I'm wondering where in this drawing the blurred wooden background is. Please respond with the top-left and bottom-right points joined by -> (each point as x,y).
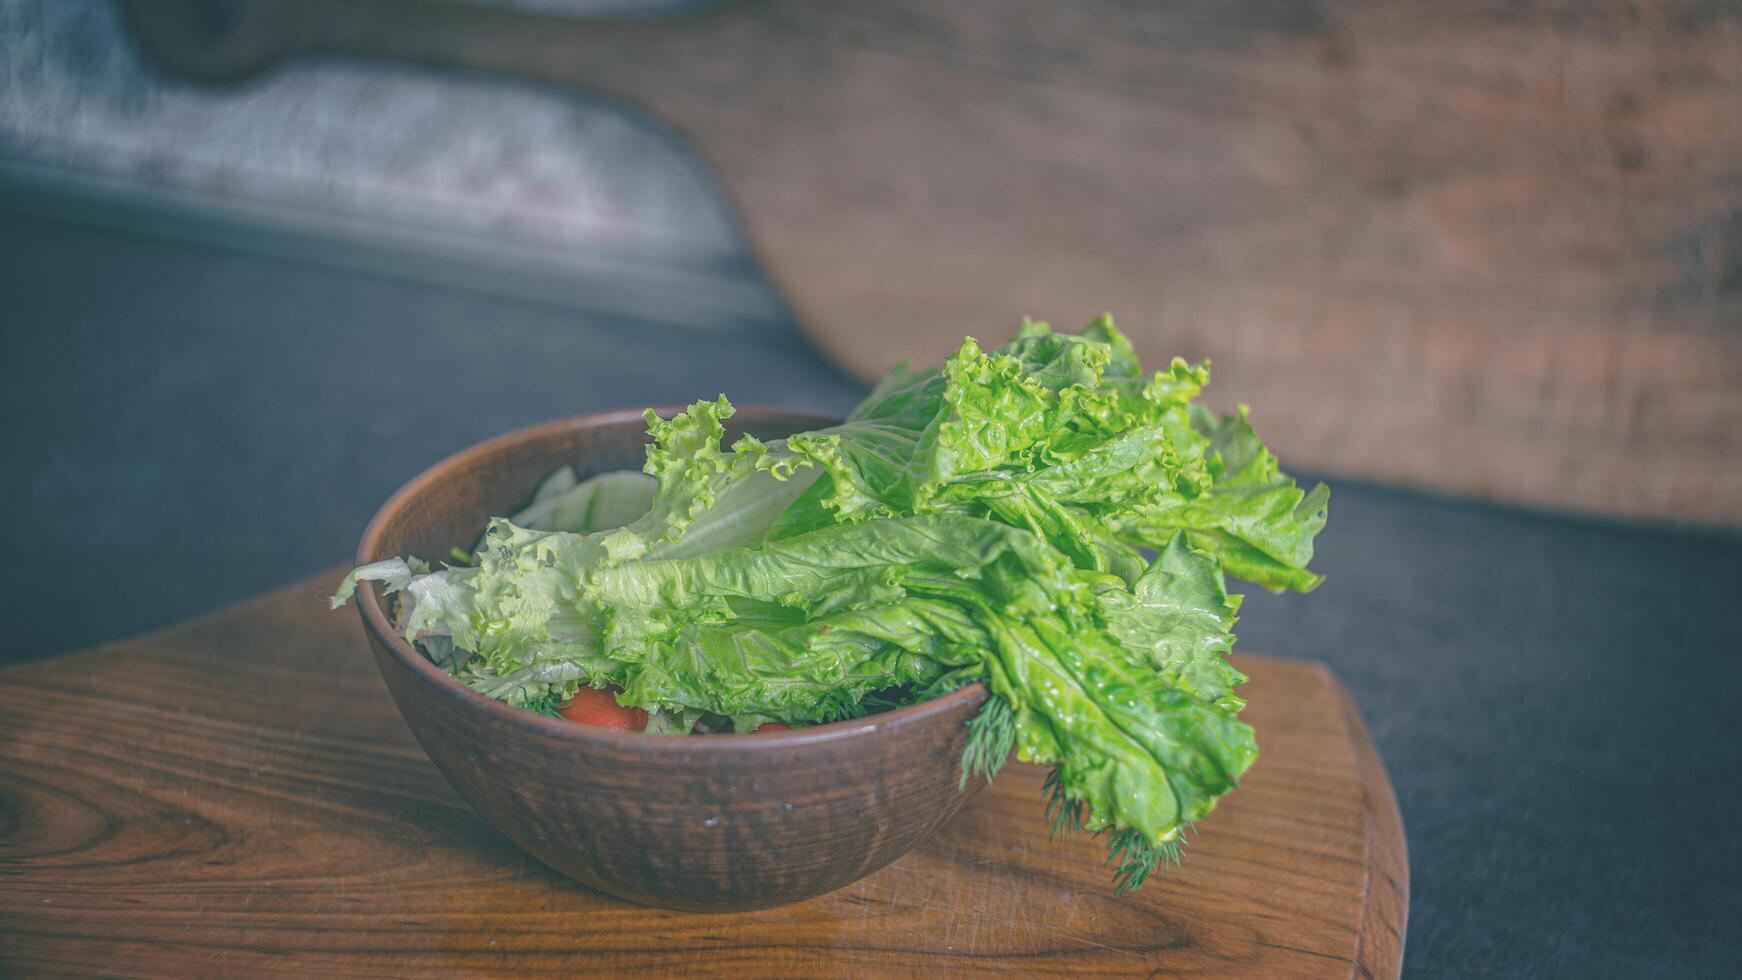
128,0 -> 1742,524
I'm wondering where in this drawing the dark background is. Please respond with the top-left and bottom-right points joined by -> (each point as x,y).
4,2 -> 1741,977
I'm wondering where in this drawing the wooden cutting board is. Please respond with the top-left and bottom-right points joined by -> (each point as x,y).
122,0 -> 1742,524
0,570 -> 1406,977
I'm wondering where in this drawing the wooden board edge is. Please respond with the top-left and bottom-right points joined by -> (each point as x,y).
1330,672 -> 1411,980
0,570 -> 334,680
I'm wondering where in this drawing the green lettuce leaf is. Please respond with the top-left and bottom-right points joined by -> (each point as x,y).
1099,532 -> 1247,712
508,467 -> 657,534
1115,405 -> 1329,592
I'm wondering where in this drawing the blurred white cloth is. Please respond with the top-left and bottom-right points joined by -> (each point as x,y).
0,0 -> 776,327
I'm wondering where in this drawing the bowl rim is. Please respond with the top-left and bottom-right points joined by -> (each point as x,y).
355,405 -> 989,754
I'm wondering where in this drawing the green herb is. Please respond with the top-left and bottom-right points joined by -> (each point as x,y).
332,316 -> 1327,894
961,696 -> 1016,788
859,686 -> 917,714
515,691 -> 563,718
1105,825 -> 1189,896
1044,767 -> 1087,841
1047,766 -> 1189,893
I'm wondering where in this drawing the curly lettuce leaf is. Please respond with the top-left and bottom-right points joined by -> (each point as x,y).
1116,405 -> 1329,592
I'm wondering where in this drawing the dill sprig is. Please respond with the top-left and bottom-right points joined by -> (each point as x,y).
1047,766 -> 1193,894
1105,826 -> 1190,895
1043,768 -> 1087,841
518,692 -> 563,717
859,685 -> 914,713
814,688 -> 873,724
960,696 -> 1016,788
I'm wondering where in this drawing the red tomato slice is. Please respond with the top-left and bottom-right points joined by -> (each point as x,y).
752,721 -> 792,733
558,687 -> 648,731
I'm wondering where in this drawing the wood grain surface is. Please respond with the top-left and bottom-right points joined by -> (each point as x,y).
126,0 -> 1742,524
0,570 -> 1406,977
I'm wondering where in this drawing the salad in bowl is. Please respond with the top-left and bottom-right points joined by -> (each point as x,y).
335,316 -> 1327,895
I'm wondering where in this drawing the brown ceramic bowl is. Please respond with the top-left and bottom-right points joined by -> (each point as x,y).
354,407 -> 989,911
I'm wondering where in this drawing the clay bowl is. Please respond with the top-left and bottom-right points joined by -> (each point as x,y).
354,407 -> 989,911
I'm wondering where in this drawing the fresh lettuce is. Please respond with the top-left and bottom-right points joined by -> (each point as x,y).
508,467 -> 657,534
333,316 -> 1327,891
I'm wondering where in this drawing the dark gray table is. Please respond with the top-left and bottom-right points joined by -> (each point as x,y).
3,207 -> 1738,978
